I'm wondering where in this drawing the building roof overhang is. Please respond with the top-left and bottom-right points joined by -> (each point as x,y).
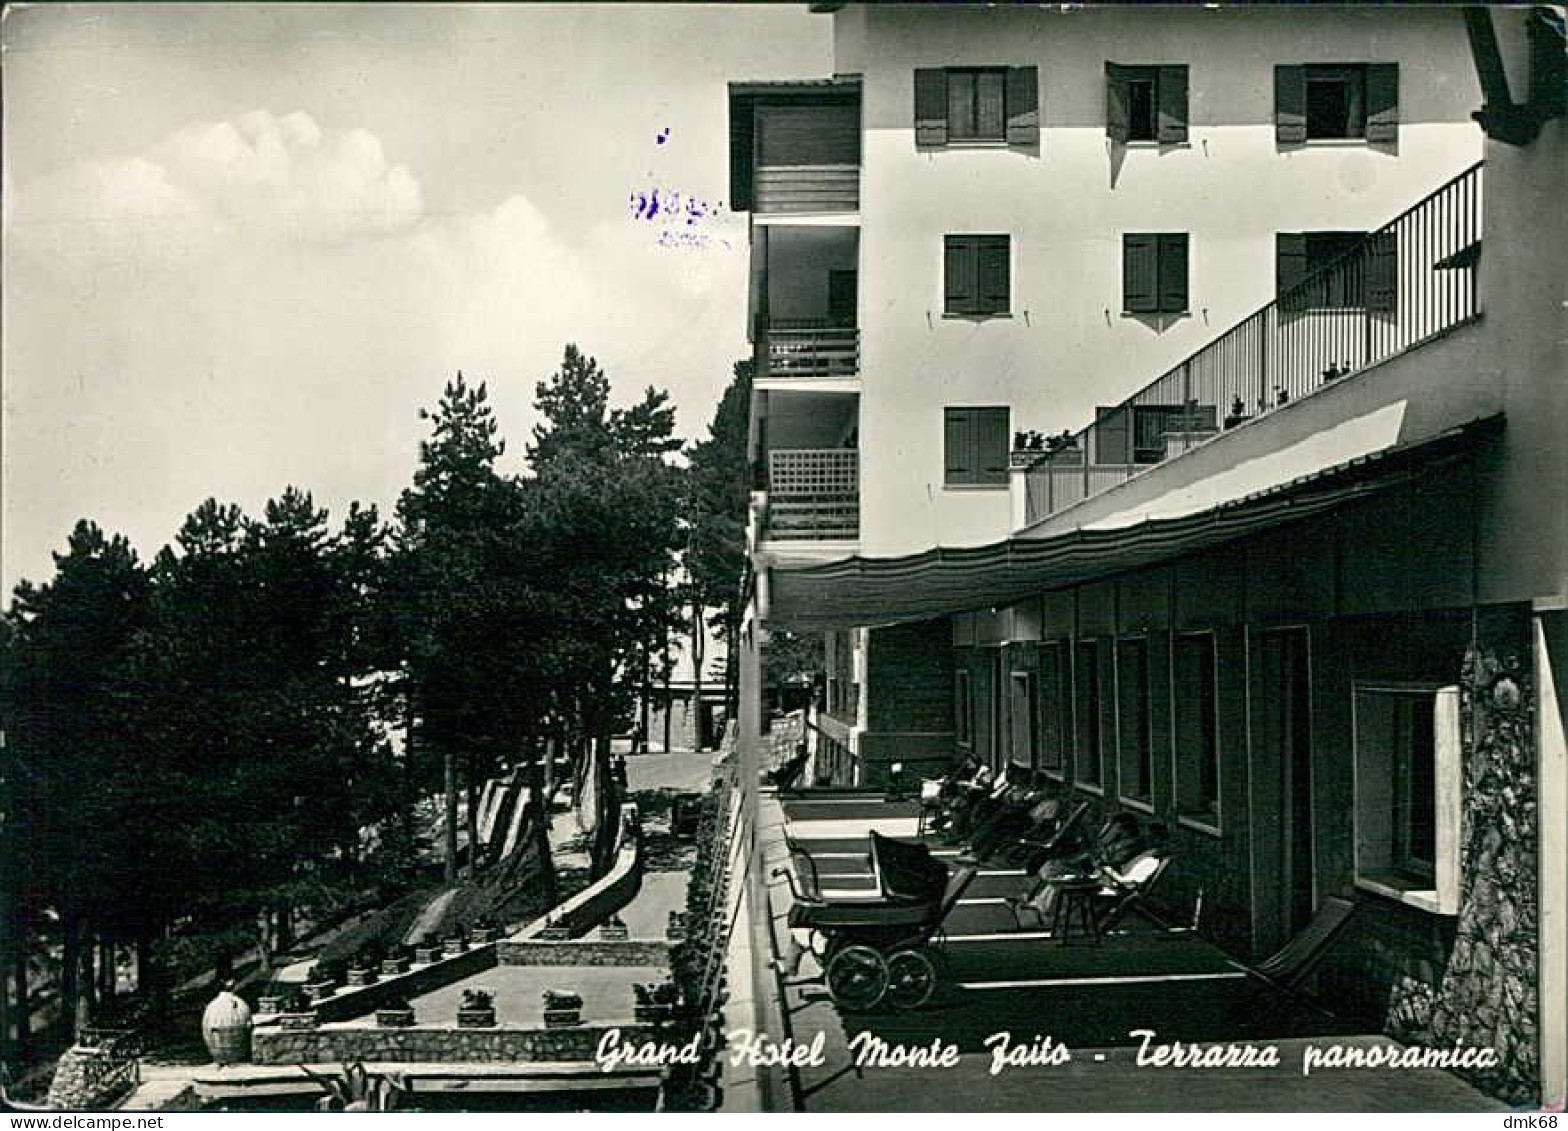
765,416 -> 1503,634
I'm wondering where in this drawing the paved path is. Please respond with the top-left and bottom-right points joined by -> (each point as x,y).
754,791 -> 1507,1113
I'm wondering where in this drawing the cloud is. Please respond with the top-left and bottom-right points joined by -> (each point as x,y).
13,109 -> 422,247
3,110 -> 749,595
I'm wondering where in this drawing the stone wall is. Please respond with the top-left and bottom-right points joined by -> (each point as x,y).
44,1046 -> 138,1110
252,1023 -> 658,1065
1386,606 -> 1540,1104
497,939 -> 669,967
302,943 -> 499,1023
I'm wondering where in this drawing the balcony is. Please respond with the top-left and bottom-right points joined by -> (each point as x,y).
762,449 -> 859,542
1023,162 -> 1483,527
729,79 -> 861,217
759,320 -> 859,381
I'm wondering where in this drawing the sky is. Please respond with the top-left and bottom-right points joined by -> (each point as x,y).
1,2 -> 830,595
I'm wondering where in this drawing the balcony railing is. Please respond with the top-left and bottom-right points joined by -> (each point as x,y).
763,448 -> 858,541
1024,161 -> 1483,527
754,164 -> 860,214
759,318 -> 859,380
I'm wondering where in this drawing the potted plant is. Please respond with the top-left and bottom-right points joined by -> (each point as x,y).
470,916 -> 500,945
380,945 -> 411,977
632,981 -> 679,1023
542,988 -> 582,1028
539,916 -> 571,941
412,934 -> 444,965
257,983 -> 292,1015
278,991 -> 318,1031
457,988 -> 496,1029
441,926 -> 469,957
375,996 -> 416,1029
304,962 -> 339,1002
598,915 -> 629,942
346,945 -> 382,987
666,911 -> 687,940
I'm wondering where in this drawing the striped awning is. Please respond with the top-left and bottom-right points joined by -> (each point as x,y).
766,416 -> 1502,633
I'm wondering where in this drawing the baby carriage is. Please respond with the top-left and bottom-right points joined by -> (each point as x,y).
775,831 -> 978,1011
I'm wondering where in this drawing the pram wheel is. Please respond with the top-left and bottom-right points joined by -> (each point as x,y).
883,947 -> 937,1011
825,944 -> 888,1010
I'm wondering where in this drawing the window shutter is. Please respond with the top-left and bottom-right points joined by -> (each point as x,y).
977,408 -> 1011,484
1123,233 -> 1158,313
1158,233 -> 1189,313
1367,230 -> 1398,312
1366,63 -> 1399,142
1276,233 -> 1309,311
944,236 -> 977,315
1105,63 -> 1132,144
1157,65 -> 1189,143
915,68 -> 949,147
1094,406 -> 1132,465
945,409 -> 974,484
1006,66 -> 1040,147
1275,65 -> 1307,143
977,236 -> 1011,314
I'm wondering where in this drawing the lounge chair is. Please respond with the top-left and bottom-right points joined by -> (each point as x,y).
1233,895 -> 1356,1013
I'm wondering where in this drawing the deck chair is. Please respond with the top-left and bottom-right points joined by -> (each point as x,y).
1235,895 -> 1356,1012
1097,854 -> 1172,934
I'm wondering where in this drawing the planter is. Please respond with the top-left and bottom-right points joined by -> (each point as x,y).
633,1004 -> 674,1024
256,994 -> 289,1015
543,1008 -> 581,1029
442,937 -> 468,958
201,989 -> 254,1065
380,957 -> 411,977
413,945 -> 444,964
305,981 -> 337,1003
456,1009 -> 496,1029
539,925 -> 571,941
375,1008 -> 416,1029
278,1012 -> 317,1031
345,967 -> 379,988
470,926 -> 499,944
598,920 -> 629,942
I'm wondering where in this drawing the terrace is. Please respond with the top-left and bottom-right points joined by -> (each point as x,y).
1020,163 -> 1483,526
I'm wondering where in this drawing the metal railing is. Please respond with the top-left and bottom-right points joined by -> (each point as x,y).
763,448 -> 858,541
760,320 -> 859,380
1024,161 -> 1483,526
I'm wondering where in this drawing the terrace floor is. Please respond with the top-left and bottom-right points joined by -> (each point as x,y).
755,793 -> 1508,1113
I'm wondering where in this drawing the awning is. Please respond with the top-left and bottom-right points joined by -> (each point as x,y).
766,416 -> 1502,633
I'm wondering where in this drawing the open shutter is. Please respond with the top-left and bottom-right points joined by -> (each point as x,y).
1105,63 -> 1132,143
977,236 -> 1011,314
945,409 -> 974,485
1276,233 -> 1309,312
1157,65 -> 1189,143
1275,65 -> 1307,143
915,69 -> 949,147
977,408 -> 1011,484
1366,63 -> 1400,142
1366,230 -> 1398,312
944,236 -> 977,315
1094,406 -> 1133,465
1158,233 -> 1189,313
1006,66 -> 1040,147
1122,233 -> 1158,313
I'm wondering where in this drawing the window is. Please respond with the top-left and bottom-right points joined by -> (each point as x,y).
944,234 -> 1011,317
944,406 -> 1010,487
1353,683 -> 1460,914
1275,63 -> 1399,143
1074,640 -> 1103,788
915,66 -> 1039,148
1173,634 -> 1220,827
955,669 -> 974,747
1009,670 -> 1038,767
1039,642 -> 1069,773
1116,637 -> 1152,803
1277,231 -> 1398,312
1106,64 -> 1189,144
1123,233 -> 1189,314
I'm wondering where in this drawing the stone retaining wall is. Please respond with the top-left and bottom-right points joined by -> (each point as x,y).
497,939 -> 669,967
252,1023 -> 658,1065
